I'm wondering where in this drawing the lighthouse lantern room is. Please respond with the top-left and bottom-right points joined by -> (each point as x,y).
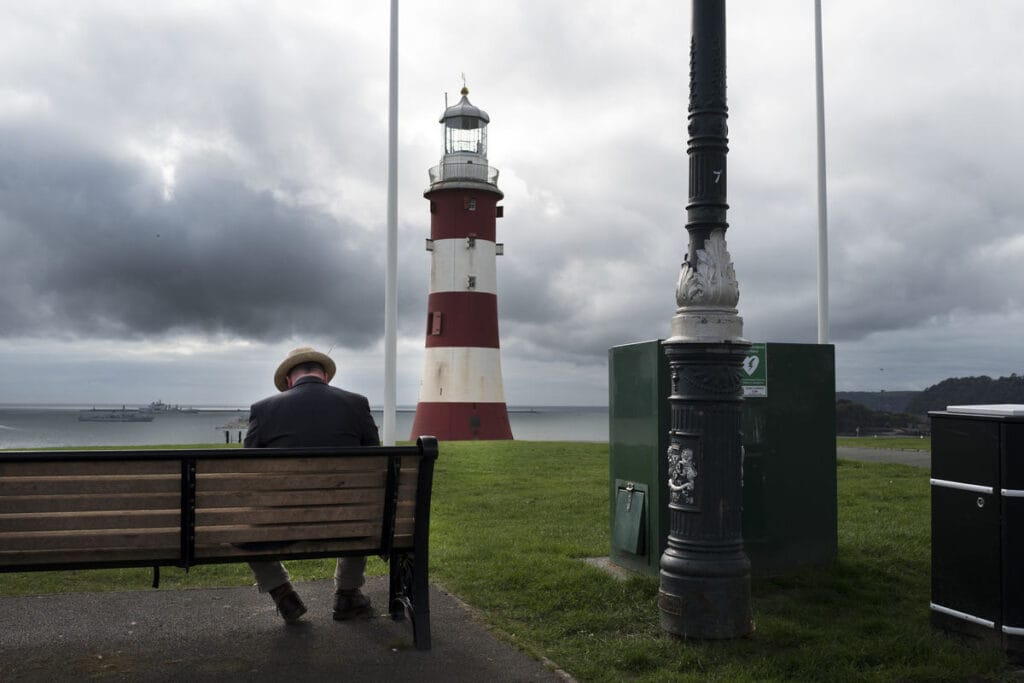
409,86 -> 513,441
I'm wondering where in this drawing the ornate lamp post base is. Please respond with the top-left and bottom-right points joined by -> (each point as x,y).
658,340 -> 753,639
659,556 -> 753,639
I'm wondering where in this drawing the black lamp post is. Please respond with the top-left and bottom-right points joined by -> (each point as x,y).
658,0 -> 754,639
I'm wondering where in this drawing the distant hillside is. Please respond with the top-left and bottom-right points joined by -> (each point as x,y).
835,391 -> 919,414
906,374 -> 1024,414
836,399 -> 926,436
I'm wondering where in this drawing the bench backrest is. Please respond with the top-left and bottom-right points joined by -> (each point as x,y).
0,438 -> 438,572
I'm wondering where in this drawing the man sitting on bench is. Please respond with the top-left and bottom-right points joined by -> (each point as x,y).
243,346 -> 381,624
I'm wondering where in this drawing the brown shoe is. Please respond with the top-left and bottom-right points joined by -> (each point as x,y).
270,582 -> 307,624
333,589 -> 373,621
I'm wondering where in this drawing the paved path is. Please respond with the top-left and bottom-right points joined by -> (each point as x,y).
837,446 -> 930,469
0,576 -> 568,682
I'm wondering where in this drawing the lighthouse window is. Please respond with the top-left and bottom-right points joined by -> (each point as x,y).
446,127 -> 485,155
429,312 -> 443,336
467,275 -> 477,290
464,197 -> 477,211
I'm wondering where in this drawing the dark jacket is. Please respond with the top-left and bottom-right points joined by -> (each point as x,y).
244,376 -> 380,448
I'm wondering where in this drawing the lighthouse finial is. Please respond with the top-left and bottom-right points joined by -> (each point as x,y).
460,72 -> 468,96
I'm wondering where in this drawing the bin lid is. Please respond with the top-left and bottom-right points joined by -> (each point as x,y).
946,404 -> 1024,416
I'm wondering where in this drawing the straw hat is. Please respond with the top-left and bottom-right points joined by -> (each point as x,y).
274,347 -> 336,392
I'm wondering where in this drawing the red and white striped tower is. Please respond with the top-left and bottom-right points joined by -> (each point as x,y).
409,86 -> 513,441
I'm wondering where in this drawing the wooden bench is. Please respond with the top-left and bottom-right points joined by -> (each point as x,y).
0,436 -> 438,650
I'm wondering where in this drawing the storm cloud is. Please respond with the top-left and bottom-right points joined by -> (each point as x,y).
1,0 -> 1023,407
0,121 -> 384,345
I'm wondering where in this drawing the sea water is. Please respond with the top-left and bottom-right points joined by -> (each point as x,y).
0,405 -> 609,449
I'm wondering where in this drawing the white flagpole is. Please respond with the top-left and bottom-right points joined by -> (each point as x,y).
383,0 -> 399,445
814,0 -> 830,344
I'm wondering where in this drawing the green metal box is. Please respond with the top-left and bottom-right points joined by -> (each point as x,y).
608,340 -> 837,576
608,341 -> 671,575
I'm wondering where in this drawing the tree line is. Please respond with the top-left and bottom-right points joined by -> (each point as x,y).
836,373 -> 1024,435
836,400 -> 925,436
905,373 -> 1024,414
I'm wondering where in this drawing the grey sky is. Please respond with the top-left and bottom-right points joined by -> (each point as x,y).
1,1 -> 1021,407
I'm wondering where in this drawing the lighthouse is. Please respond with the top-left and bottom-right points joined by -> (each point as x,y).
409,86 -> 513,441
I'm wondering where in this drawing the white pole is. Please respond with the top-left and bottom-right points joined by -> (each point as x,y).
814,0 -> 830,344
383,0 -> 399,445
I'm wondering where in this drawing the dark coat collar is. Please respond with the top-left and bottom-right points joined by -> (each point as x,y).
290,375 -> 327,389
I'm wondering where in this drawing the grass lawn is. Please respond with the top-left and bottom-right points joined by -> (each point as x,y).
0,441 -> 1014,681
837,436 -> 931,452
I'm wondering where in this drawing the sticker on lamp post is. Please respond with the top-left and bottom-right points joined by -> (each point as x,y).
741,343 -> 767,397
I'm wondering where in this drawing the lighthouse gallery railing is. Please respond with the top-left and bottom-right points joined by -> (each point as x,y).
428,162 -> 499,186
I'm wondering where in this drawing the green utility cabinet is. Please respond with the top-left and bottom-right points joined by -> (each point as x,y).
608,340 -> 837,576
607,341 -> 672,575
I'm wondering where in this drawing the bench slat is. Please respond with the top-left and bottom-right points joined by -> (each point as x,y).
198,457 -> 386,474
195,521 -> 381,545
0,547 -> 179,566
0,511 -> 415,540
0,531 -> 417,565
195,472 -> 386,491
193,537 -> 384,559
397,479 -> 419,497
193,466 -> 417,493
0,460 -> 179,477
0,528 -> 180,551
195,455 -> 420,474
0,510 -> 180,532
194,486 -> 416,509
196,505 -> 383,526
0,475 -> 179,496
195,488 -> 379,508
0,493 -> 180,514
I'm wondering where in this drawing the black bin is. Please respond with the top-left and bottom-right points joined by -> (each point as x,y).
930,405 -> 1024,659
